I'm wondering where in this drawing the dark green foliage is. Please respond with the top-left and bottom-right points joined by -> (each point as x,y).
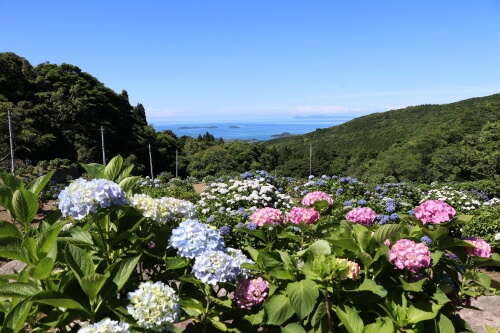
267,94 -> 500,188
462,205 -> 500,253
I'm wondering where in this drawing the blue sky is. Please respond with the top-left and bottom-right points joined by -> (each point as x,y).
1,1 -> 499,123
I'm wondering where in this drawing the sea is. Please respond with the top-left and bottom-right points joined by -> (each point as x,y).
152,118 -> 352,141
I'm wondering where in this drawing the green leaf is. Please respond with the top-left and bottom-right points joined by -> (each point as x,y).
2,300 -> 31,333
180,297 -> 204,316
27,291 -> 89,312
68,229 -> 94,245
307,239 -> 332,256
12,189 -> 38,225
244,309 -> 265,325
27,170 -> 55,197
0,237 -> 31,263
118,176 -> 140,194
311,301 -> 326,327
165,257 -> 189,270
422,226 -> 449,242
104,155 -> 123,181
244,246 -> 261,264
0,173 -> 23,191
0,220 -> 23,239
0,282 -> 41,297
32,257 -> 55,280
106,256 -> 141,292
336,305 -> 364,333
37,221 -> 66,257
116,164 -> 134,183
436,313 -> 455,333
64,244 -> 95,278
80,163 -> 105,179
362,317 -> 394,333
0,185 -> 13,212
373,224 -> 403,243
398,276 -> 427,292
264,294 -> 295,325
281,323 -> 307,333
209,317 -> 227,331
406,302 -> 442,324
287,280 -> 319,320
81,273 -> 108,299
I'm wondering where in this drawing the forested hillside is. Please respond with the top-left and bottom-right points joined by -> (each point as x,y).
1,52 -> 500,193
267,94 -> 500,184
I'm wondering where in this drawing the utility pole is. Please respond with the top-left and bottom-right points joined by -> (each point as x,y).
175,149 -> 178,178
100,126 -> 106,165
7,109 -> 15,176
148,143 -> 154,180
309,144 -> 312,176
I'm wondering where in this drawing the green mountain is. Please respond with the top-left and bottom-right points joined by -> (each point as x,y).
266,94 -> 500,185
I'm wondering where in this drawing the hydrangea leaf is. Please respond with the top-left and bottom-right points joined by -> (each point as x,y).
287,280 -> 319,320
104,155 -> 123,182
64,244 -> 94,278
335,305 -> 364,333
27,170 -> 55,197
373,224 -> 404,243
398,276 -> 427,292
0,220 -> 23,239
81,273 -> 108,300
32,257 -> 55,280
282,323 -> 307,333
12,189 -> 37,226
3,299 -> 31,333
0,282 -> 41,298
406,302 -> 442,324
264,294 -> 295,325
243,309 -> 265,325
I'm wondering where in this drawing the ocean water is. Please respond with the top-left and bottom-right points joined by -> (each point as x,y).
153,119 -> 351,141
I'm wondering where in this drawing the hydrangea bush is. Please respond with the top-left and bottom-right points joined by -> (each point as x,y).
0,157 -> 499,333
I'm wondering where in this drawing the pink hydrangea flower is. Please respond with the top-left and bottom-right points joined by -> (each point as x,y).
414,200 -> 456,224
389,239 -> 431,273
462,237 -> 492,258
336,258 -> 360,281
301,191 -> 334,207
250,207 -> 283,226
345,207 -> 377,226
234,277 -> 269,309
286,207 -> 320,225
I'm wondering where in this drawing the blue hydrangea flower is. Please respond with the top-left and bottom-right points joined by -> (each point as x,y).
336,188 -> 344,196
357,199 -> 367,206
192,250 -> 240,285
385,199 -> 396,213
236,222 -> 244,229
377,214 -> 390,225
389,213 -> 400,221
206,215 -> 215,223
169,219 -> 224,258
219,226 -> 230,235
58,178 -> 128,220
407,210 -> 415,215
343,200 -> 353,206
247,223 -> 257,230
421,236 -> 433,245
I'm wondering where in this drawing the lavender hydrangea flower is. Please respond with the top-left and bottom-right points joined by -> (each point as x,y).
78,318 -> 130,333
127,281 -> 180,331
219,226 -> 231,235
58,178 -> 128,220
234,277 -> 269,309
169,219 -> 224,258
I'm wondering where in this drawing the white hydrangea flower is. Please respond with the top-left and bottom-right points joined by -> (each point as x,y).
127,281 -> 180,331
78,318 -> 130,333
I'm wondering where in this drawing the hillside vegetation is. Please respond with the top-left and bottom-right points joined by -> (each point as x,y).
267,94 -> 500,185
1,52 -> 500,195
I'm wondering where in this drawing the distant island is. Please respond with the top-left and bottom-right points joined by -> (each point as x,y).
271,132 -> 296,138
178,126 -> 218,129
229,126 -> 241,129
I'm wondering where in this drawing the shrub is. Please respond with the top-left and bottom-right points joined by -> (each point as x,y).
462,205 -> 500,253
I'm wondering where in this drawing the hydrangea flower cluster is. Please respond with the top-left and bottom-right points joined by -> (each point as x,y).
336,258 -> 360,281
58,178 -> 128,220
462,237 -> 492,258
234,277 -> 269,309
169,219 -> 225,258
78,318 -> 130,333
131,194 -> 196,224
250,207 -> 283,226
198,178 -> 293,215
420,185 -> 484,213
389,239 -> 431,273
286,207 -> 320,225
301,191 -> 334,206
345,207 -> 377,226
192,248 -> 253,285
414,200 -> 456,224
127,281 -> 180,331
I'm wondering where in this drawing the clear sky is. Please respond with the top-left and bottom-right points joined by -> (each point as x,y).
1,1 -> 499,123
